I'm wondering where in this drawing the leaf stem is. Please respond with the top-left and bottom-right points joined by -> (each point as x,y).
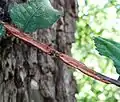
2,22 -> 120,87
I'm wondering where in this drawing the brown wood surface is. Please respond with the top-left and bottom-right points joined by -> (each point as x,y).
0,0 -> 78,102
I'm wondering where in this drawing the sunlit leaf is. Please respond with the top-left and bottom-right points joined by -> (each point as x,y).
9,0 -> 63,32
94,37 -> 120,75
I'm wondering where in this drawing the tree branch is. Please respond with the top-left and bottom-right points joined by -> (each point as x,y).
2,22 -> 120,87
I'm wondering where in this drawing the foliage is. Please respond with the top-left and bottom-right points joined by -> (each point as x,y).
0,24 -> 5,36
94,37 -> 120,75
72,0 -> 120,102
0,0 -> 62,35
9,0 -> 62,32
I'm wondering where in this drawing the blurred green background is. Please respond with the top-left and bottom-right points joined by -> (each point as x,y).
72,0 -> 120,102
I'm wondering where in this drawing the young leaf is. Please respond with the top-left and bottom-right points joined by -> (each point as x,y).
0,24 -> 5,37
9,0 -> 63,32
94,37 -> 120,75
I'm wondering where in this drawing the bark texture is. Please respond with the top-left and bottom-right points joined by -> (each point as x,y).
0,0 -> 78,102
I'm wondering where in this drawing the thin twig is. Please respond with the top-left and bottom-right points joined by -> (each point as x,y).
2,23 -> 120,87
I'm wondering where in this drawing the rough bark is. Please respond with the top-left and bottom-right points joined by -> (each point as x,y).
0,0 -> 78,102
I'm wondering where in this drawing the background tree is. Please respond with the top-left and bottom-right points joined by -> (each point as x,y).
72,0 -> 120,102
0,0 -> 78,102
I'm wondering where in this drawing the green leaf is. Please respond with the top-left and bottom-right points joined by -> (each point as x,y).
94,37 -> 120,75
9,0 -> 63,32
0,24 -> 6,37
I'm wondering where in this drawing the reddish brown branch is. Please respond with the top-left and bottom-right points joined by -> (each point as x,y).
2,23 -> 120,87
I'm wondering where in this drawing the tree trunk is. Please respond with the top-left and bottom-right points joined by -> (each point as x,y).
0,0 -> 78,102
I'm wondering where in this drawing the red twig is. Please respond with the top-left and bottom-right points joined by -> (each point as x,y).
2,23 -> 120,87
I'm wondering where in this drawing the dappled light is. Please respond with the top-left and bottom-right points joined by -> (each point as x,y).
72,0 -> 120,101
